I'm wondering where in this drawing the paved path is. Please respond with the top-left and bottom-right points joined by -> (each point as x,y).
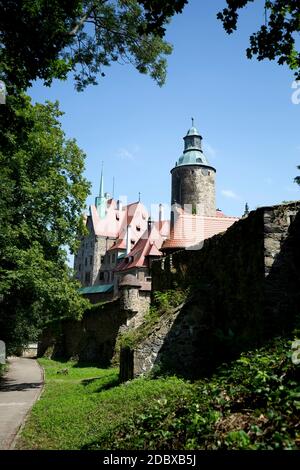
0,357 -> 43,449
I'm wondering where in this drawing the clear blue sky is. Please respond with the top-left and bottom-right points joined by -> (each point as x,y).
29,0 -> 299,219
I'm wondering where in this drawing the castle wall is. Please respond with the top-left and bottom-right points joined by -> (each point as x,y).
120,288 -> 151,329
38,299 -> 125,366
171,165 -> 216,216
125,202 -> 300,378
74,233 -> 116,286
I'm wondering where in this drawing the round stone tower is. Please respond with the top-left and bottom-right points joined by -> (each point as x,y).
171,121 -> 216,217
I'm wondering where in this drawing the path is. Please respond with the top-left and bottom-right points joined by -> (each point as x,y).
0,357 -> 43,449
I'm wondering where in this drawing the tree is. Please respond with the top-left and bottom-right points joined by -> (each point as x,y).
0,0 -> 188,91
0,96 -> 90,352
295,166 -> 300,185
217,1 -> 300,79
0,0 -> 189,352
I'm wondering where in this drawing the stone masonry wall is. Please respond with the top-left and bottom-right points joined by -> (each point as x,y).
38,299 -> 126,367
171,165 -> 216,216
120,288 -> 151,329
129,202 -> 300,378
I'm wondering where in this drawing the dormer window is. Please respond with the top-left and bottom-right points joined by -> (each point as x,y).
116,213 -> 119,220
136,225 -> 140,231
131,239 -> 135,245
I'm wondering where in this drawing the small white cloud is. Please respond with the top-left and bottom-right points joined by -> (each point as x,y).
221,189 -> 240,199
116,145 -> 141,161
203,142 -> 217,159
116,147 -> 135,160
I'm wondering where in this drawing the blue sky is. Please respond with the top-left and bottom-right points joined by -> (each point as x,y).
29,0 -> 299,219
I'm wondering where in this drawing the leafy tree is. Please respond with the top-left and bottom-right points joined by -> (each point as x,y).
295,166 -> 300,185
217,1 -> 300,79
0,96 -> 90,352
0,0 -> 189,352
0,0 -> 188,91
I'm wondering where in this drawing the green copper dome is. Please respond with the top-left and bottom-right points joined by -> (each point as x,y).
186,126 -> 200,136
175,121 -> 210,167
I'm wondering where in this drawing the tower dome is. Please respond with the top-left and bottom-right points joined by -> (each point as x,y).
176,119 -> 210,167
171,120 -> 216,217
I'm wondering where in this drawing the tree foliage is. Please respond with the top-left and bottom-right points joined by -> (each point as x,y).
0,96 -> 90,352
217,0 -> 300,79
0,0 -> 188,91
295,166 -> 300,185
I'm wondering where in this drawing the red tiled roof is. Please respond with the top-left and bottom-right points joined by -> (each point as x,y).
115,221 -> 170,272
89,199 -> 149,241
161,212 -> 238,251
107,238 -> 126,251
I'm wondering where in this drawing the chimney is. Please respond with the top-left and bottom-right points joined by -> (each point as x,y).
159,203 -> 164,232
148,217 -> 153,235
126,224 -> 131,254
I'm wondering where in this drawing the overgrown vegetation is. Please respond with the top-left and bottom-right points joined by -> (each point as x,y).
17,359 -> 192,450
119,289 -> 188,349
18,337 -> 300,450
0,363 -> 7,377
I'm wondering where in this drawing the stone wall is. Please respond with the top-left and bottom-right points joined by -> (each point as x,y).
171,165 -> 216,216
39,299 -> 126,366
38,282 -> 151,366
126,202 -> 300,379
74,220 -> 116,287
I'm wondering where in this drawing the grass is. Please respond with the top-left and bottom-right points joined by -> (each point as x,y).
17,359 -> 192,450
0,363 -> 7,377
17,337 -> 300,450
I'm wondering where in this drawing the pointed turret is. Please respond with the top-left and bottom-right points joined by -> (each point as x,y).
176,119 -> 211,167
95,162 -> 107,219
170,120 -> 216,217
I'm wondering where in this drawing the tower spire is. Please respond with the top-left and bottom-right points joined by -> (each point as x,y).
95,161 -> 106,219
191,117 -> 194,127
99,161 -> 104,198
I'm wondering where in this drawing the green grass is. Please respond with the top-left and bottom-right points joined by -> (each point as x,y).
0,363 -> 7,377
18,338 -> 300,450
17,359 -> 192,450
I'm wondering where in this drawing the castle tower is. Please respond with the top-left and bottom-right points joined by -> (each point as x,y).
171,120 -> 216,217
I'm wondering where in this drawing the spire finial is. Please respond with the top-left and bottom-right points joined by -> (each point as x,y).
138,192 -> 141,202
191,117 -> 194,127
99,161 -> 104,198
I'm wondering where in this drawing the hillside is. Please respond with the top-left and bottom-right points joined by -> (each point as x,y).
17,337 -> 300,450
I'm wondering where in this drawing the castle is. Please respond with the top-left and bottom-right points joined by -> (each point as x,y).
74,122 -> 238,301
42,124 -> 300,375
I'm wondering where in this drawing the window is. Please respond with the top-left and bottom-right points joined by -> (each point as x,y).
196,158 -> 202,163
100,255 -> 105,263
131,239 -> 135,245
112,253 -> 116,263
107,254 -> 110,264
78,264 -> 81,272
99,272 -> 104,281
136,225 -> 141,232
85,272 -> 91,283
84,258 -> 87,266
111,272 -> 114,281
89,256 -> 93,265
